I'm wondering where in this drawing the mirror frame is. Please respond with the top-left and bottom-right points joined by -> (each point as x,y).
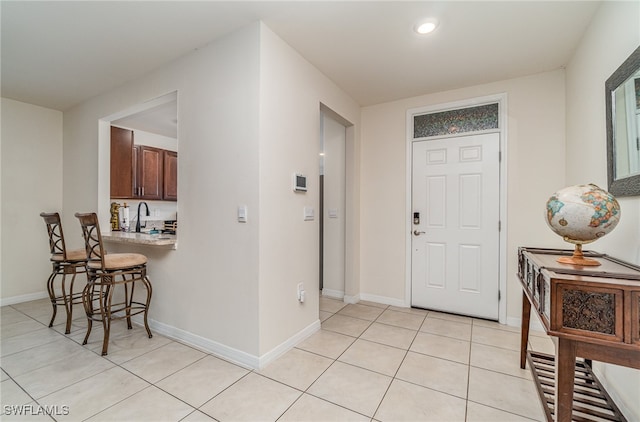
606,45 -> 640,197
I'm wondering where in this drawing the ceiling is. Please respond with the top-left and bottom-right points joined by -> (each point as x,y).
1,1 -> 601,136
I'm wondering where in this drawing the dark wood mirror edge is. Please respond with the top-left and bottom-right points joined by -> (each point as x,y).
606,45 -> 640,197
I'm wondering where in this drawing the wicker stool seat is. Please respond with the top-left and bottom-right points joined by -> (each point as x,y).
40,212 -> 88,334
75,212 -> 152,356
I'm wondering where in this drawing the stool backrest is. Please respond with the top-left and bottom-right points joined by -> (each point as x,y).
40,212 -> 68,260
75,212 -> 105,270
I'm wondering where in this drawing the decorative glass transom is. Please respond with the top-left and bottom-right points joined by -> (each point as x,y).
413,103 -> 499,139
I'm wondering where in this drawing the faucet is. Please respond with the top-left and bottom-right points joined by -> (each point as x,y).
135,202 -> 149,233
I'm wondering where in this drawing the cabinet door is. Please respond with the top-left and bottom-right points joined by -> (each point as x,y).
136,146 -> 163,200
163,150 -> 178,201
110,127 -> 134,198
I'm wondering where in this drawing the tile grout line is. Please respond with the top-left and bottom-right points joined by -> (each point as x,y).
368,306 -> 427,420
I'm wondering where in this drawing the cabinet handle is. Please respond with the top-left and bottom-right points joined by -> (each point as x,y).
141,187 -> 144,196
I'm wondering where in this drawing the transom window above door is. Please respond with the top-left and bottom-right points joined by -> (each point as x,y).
413,103 -> 499,139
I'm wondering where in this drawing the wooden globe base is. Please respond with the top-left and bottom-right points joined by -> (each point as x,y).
557,243 -> 601,267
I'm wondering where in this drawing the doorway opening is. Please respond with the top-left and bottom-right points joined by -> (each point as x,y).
319,107 -> 351,300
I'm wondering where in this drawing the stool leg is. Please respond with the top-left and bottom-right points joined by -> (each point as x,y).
142,274 -> 153,339
82,282 -> 94,345
100,280 -> 114,356
62,266 -> 76,335
46,268 -> 58,328
124,275 -> 133,330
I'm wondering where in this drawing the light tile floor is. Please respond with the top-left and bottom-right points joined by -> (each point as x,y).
1,296 -> 552,421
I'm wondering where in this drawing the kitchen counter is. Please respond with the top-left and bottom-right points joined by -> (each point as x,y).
102,231 -> 177,249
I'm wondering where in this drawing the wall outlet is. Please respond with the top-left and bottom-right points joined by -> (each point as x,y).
297,282 -> 305,302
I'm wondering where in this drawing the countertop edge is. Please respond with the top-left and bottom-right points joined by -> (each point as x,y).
102,232 -> 177,249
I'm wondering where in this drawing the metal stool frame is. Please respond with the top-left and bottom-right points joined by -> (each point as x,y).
75,212 -> 152,355
40,212 -> 88,334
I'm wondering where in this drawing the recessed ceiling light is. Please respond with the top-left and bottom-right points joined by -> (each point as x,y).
415,19 -> 438,35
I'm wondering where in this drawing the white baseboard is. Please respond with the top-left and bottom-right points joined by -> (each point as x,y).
141,316 -> 259,369
359,293 -> 407,308
0,291 -> 49,307
321,289 -> 344,300
256,319 -> 320,369
324,291 -> 407,308
137,315 -> 321,370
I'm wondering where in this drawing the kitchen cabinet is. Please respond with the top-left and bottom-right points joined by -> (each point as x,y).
110,126 -> 177,201
135,145 -> 163,200
163,150 -> 178,201
110,127 -> 135,198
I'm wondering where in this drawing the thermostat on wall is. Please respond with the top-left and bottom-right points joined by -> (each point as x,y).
293,173 -> 307,192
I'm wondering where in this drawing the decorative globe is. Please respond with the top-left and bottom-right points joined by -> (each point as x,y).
545,184 -> 621,266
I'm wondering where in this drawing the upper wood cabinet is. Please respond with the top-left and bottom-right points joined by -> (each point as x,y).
163,150 -> 178,201
135,145 -> 163,200
110,126 -> 178,201
110,127 -> 135,198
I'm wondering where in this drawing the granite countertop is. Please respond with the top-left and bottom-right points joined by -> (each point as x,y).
102,231 -> 177,248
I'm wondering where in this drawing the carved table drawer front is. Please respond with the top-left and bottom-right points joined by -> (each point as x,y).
518,247 -> 640,346
555,284 -> 623,342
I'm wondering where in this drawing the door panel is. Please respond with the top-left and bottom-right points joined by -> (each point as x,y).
411,133 -> 500,320
426,243 -> 445,288
459,244 -> 480,292
427,176 -> 446,227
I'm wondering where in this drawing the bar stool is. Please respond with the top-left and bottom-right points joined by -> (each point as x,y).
40,212 -> 88,334
75,212 -> 153,355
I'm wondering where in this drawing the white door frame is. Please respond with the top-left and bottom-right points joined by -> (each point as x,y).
405,93 -> 508,324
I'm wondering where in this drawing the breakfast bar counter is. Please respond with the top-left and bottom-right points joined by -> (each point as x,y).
102,231 -> 177,249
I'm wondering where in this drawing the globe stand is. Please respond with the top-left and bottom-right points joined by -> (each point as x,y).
557,243 -> 601,267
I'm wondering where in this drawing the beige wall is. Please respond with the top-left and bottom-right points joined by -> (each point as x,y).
62,24 -> 263,362
257,24 -> 360,356
1,98 -> 63,303
565,1 -> 640,418
360,70 -> 567,318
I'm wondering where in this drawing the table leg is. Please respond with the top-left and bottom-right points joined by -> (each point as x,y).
556,338 -> 577,422
520,291 -> 531,369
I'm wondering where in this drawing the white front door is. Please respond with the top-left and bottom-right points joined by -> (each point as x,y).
411,133 -> 500,320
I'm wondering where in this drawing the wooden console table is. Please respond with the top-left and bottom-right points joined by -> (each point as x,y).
518,247 -> 640,422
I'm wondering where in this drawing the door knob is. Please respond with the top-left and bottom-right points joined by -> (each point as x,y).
413,230 -> 426,236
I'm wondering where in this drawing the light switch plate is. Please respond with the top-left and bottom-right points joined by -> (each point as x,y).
237,205 -> 247,223
304,206 -> 314,221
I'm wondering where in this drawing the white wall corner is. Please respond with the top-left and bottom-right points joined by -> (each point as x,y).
142,317 -> 259,370
147,317 -> 321,371
257,319 -> 321,369
342,293 -> 360,304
